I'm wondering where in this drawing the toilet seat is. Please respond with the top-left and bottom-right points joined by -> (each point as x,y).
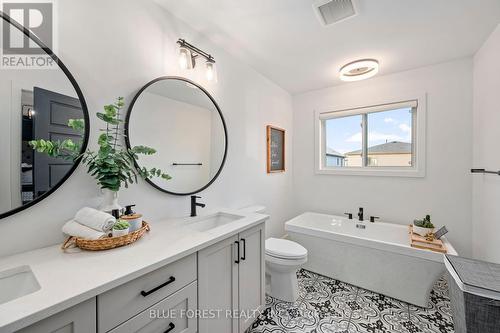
265,238 -> 307,260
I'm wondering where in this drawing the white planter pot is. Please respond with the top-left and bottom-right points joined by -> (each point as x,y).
112,228 -> 129,237
100,189 -> 122,213
413,225 -> 434,236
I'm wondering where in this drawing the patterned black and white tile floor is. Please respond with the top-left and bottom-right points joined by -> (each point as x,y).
248,269 -> 454,333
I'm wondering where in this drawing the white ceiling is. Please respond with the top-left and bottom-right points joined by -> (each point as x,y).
156,0 -> 500,94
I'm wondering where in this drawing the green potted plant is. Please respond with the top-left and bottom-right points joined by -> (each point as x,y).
30,97 -> 171,211
112,220 -> 130,237
413,214 -> 435,236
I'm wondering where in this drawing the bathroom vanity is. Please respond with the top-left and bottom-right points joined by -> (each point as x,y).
0,210 -> 267,333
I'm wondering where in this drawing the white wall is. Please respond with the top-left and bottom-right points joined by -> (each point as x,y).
472,24 -> 500,263
292,59 -> 473,256
0,0 -> 294,257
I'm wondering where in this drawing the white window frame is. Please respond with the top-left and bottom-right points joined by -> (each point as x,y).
314,92 -> 426,177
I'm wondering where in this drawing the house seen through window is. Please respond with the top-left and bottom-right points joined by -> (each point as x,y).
322,102 -> 416,169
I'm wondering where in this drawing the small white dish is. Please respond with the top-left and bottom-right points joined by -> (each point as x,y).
112,228 -> 129,237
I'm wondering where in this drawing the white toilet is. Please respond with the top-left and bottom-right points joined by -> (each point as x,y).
265,237 -> 308,302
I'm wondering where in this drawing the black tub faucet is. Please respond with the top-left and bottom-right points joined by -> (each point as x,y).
357,207 -> 364,221
190,196 -> 206,217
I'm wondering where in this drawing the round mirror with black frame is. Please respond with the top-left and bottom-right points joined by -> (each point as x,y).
0,11 -> 90,220
125,77 -> 228,196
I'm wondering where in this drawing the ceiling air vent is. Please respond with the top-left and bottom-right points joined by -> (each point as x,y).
313,0 -> 357,26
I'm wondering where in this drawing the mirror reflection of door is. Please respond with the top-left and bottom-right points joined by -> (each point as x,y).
30,87 -> 82,199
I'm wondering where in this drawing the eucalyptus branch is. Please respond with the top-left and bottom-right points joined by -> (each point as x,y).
29,97 -> 171,192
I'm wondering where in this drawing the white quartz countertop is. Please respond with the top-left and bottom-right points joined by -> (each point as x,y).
0,209 -> 268,332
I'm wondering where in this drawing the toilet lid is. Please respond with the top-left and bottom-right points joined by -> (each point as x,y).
265,238 -> 307,259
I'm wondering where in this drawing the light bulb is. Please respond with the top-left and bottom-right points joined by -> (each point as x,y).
206,61 -> 216,82
179,47 -> 192,70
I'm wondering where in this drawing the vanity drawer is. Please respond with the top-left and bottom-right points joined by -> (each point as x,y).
98,254 -> 197,332
108,281 -> 197,333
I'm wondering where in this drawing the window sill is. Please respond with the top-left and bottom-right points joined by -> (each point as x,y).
316,167 -> 425,178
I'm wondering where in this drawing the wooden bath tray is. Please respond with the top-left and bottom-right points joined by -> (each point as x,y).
408,225 -> 447,253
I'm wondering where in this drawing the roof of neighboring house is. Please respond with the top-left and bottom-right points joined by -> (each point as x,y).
345,141 -> 411,155
326,148 -> 344,158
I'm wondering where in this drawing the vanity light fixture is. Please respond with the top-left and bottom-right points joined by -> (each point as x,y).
339,59 -> 379,81
177,39 -> 217,82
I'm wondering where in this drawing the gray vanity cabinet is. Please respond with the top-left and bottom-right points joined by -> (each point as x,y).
198,223 -> 265,333
17,298 -> 96,333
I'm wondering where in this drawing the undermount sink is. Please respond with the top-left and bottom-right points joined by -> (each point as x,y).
0,265 -> 41,305
185,212 -> 244,232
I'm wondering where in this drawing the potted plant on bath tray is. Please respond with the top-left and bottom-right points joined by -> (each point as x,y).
30,97 -> 171,212
413,214 -> 435,236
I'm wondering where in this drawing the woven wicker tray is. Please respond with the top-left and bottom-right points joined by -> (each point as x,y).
61,221 -> 150,251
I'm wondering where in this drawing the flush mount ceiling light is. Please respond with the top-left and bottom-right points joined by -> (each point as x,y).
339,59 -> 379,82
177,39 -> 217,82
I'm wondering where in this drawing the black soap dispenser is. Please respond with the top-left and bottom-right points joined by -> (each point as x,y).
124,204 -> 136,216
111,209 -> 121,220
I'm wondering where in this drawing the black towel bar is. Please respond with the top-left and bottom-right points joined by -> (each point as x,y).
471,168 -> 500,175
172,163 -> 202,166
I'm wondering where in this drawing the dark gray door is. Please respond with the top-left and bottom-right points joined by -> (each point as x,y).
33,87 -> 82,198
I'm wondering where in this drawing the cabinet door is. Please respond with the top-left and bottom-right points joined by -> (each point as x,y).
238,223 -> 265,333
198,235 -> 239,333
18,298 -> 96,333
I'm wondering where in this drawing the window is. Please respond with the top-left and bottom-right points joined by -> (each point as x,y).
324,115 -> 362,167
366,107 -> 414,167
315,96 -> 426,177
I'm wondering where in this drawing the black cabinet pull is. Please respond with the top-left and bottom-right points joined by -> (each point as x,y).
234,241 -> 240,264
164,322 -> 175,333
140,276 -> 176,297
241,238 -> 246,261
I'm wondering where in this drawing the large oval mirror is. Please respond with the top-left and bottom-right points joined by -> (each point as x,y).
126,77 -> 227,195
0,12 -> 89,219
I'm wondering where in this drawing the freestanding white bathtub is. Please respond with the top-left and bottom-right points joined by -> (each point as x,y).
286,212 -> 457,308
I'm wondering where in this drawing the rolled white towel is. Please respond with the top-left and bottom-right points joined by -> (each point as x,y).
62,220 -> 108,240
74,207 -> 115,232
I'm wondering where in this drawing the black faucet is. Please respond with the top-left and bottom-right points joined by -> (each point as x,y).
357,207 -> 364,221
190,196 -> 206,217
